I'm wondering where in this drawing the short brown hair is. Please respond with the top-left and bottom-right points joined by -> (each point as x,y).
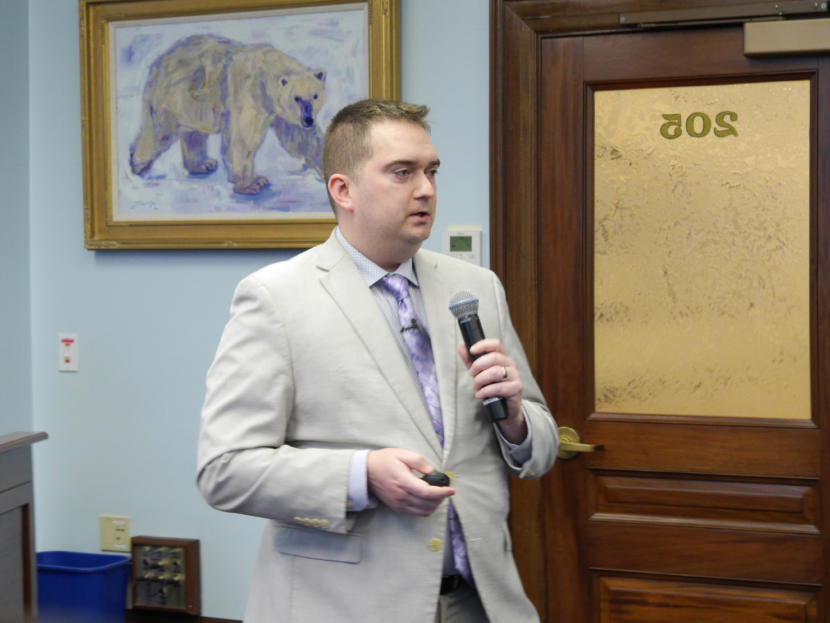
322,99 -> 431,187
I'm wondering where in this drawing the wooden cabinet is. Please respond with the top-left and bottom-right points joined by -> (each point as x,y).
0,432 -> 47,623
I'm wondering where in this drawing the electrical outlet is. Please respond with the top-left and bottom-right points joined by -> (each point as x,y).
100,515 -> 130,552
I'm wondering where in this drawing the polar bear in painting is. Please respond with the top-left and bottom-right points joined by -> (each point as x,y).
129,34 -> 326,194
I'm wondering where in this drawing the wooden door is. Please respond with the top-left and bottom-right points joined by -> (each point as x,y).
492,2 -> 830,621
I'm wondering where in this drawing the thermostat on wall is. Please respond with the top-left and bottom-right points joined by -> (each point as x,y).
442,226 -> 482,265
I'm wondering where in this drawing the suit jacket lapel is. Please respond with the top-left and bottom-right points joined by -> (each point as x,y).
414,251 -> 459,457
315,236 -> 444,458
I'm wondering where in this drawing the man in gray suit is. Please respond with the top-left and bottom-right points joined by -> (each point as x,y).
197,100 -> 558,622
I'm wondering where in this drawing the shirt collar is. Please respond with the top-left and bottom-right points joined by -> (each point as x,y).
335,227 -> 419,288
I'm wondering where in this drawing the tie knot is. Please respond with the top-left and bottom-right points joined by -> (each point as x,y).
379,273 -> 411,303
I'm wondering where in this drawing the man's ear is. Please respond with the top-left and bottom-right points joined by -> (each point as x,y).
327,173 -> 354,213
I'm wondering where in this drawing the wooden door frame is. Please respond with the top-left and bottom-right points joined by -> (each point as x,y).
491,0 -> 830,618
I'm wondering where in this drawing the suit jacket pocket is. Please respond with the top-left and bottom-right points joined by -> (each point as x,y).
275,524 -> 362,564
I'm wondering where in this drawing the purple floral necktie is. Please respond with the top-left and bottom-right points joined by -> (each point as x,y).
379,274 -> 473,585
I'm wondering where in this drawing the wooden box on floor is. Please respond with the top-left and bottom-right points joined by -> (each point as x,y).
131,536 -> 200,615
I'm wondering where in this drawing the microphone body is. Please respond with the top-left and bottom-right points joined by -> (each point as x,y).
449,292 -> 509,421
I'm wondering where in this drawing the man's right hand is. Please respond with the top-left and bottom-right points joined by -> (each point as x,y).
367,448 -> 454,516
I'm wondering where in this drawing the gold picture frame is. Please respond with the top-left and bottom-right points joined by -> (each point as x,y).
79,0 -> 400,249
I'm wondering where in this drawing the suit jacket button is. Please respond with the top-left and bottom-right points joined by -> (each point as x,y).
429,538 -> 443,552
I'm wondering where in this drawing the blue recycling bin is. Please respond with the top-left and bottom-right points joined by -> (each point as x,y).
37,551 -> 130,623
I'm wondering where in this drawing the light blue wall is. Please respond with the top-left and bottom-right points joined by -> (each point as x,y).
24,0 -> 489,618
1,0 -> 32,434
403,0 -> 491,265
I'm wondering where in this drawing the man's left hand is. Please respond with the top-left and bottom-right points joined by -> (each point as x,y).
457,339 -> 528,443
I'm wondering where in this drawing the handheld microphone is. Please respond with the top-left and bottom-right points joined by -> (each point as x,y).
449,291 -> 509,421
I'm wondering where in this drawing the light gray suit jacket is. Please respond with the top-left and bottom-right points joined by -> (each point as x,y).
197,233 -> 558,622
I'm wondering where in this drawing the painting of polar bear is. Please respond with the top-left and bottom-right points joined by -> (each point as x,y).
130,34 -> 326,195
112,6 -> 368,218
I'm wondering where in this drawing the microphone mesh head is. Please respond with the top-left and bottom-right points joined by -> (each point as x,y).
449,291 -> 479,318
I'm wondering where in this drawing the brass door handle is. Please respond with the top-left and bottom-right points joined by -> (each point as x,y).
557,426 -> 603,460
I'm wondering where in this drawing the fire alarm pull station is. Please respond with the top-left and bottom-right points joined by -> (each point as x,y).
59,333 -> 79,372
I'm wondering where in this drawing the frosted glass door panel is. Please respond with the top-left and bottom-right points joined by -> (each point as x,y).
593,81 -> 810,419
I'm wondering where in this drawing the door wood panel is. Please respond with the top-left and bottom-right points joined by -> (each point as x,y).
593,474 -> 819,530
491,2 -> 830,621
597,576 -> 818,623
